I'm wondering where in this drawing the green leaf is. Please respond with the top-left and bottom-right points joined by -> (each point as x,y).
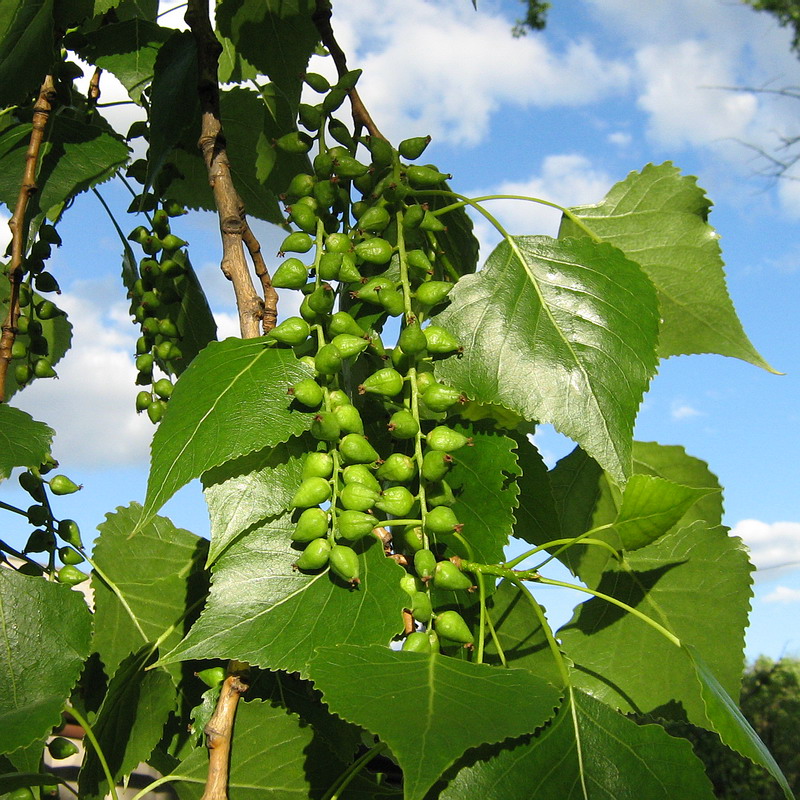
309,644 -> 562,800
560,162 -> 775,371
79,649 -> 176,800
170,698 -> 394,800
686,645 -> 794,800
1,281 -> 73,400
91,503 -> 208,682
140,340 -> 314,528
435,236 -> 660,485
159,512 -> 407,678
216,0 -> 318,112
75,19 -> 171,103
202,438 -> 308,565
442,421 -> 520,566
0,405 -> 53,480
0,0 -> 55,108
0,569 -> 92,752
442,689 -> 716,800
484,580 -> 563,687
0,116 -> 129,220
558,522 -> 753,731
147,31 -> 199,192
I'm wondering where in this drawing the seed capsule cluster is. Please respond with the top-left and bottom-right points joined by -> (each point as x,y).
270,72 -> 476,648
9,223 -> 64,387
126,201 -> 190,422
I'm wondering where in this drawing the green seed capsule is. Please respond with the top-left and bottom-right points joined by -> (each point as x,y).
416,370 -> 438,394
308,284 -> 336,315
49,475 -> 81,495
59,546 -> 85,565
311,411 -> 341,442
328,389 -> 351,409
276,131 -> 313,154
339,434 -> 380,465
402,525 -> 425,552
331,333 -> 369,359
401,573 -> 424,596
420,210 -> 447,232
11,340 -> 27,359
281,231 -> 314,253
411,591 -> 433,622
58,564 -> 87,587
376,486 -> 416,517
328,311 -> 365,338
426,505 -> 460,534
406,249 -> 433,273
325,232 -> 352,253
135,391 -> 152,413
353,276 -> 397,305
367,135 -> 395,167
25,528 -> 53,553
435,610 -> 474,643
388,409 -> 419,439
399,321 -> 428,355
433,560 -> 473,591
380,288 -> 405,317
402,204 -> 426,230
376,453 -> 416,483
399,135 -> 432,160
406,165 -> 451,187
160,233 -> 187,252
318,252 -> 343,281
330,544 -> 360,584
295,537 -> 331,571
58,519 -> 82,547
33,358 -> 56,379
422,450 -> 453,482
360,367 -> 404,397
292,507 -> 329,542
337,510 -> 378,541
299,295 -> 320,323
333,403 -> 364,435
267,316 -> 311,345
354,238 -> 393,265
147,399 -> 167,423
289,202 -> 318,232
426,426 -> 470,453
421,384 -> 463,412
358,205 -> 391,232
414,549 -> 437,581
313,152 -> 334,179
340,482 -> 380,512
403,631 -> 432,653
302,451 -> 334,480
304,72 -> 330,93
333,153 -> 369,179
197,666 -> 226,688
291,476 -> 332,508
285,173 -> 316,200
290,378 -> 324,407
38,223 -> 62,245
424,325 -> 461,354
342,464 -> 381,492
154,378 -> 174,400
48,736 -> 80,759
315,343 -> 343,375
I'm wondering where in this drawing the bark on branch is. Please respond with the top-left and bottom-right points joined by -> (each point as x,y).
0,75 -> 57,403
185,0 -> 270,338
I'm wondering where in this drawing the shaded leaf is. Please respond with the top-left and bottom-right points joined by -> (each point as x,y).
560,162 -> 774,370
435,236 -> 659,485
202,438 -> 307,565
75,19 -> 171,103
91,503 -> 208,682
310,644 -> 562,800
0,0 -> 55,108
441,689 -> 715,800
160,513 -> 407,678
511,432 -> 561,547
0,570 -> 92,752
79,649 -> 176,800
0,405 -> 53,480
140,340 -> 314,528
170,698 -> 394,800
558,522 -> 752,731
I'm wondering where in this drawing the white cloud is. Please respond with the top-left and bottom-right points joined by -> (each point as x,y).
671,401 -> 704,420
763,586 -> 800,604
11,282 -> 153,467
607,131 -> 632,147
330,0 -> 630,145
731,519 -> 800,577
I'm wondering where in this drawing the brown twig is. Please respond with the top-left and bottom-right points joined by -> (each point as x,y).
185,0 -> 265,339
312,0 -> 385,141
200,672 -> 248,800
241,220 -> 277,333
0,75 -> 57,403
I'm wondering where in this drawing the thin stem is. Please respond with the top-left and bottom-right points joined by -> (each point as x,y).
504,532 -> 619,571
66,704 -> 119,800
483,589 -> 507,667
129,775 -> 182,800
0,538 -> 46,570
321,742 -> 389,800
510,578 -> 570,687
0,500 -> 28,516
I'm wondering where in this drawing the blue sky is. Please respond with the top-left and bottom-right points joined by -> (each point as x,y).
2,0 -> 799,661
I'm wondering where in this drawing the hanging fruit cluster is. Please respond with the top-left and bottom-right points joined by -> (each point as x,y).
126,199 -> 190,423
9,223 -> 64,387
267,69 -> 478,653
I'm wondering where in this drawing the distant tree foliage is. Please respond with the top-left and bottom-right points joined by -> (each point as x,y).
512,0 -> 551,36
745,0 -> 800,53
